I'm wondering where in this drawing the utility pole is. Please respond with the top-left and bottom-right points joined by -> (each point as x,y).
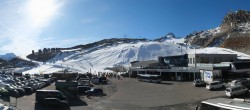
61,63 -> 63,71
181,46 -> 182,54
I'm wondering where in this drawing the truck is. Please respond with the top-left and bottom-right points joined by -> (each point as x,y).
55,80 -> 78,97
36,90 -> 69,106
36,90 -> 67,102
52,72 -> 78,81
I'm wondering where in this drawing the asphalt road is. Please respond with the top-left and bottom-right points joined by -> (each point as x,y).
12,78 -> 226,110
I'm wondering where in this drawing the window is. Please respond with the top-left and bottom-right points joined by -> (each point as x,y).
204,57 -> 209,63
201,57 -> 204,63
193,58 -> 195,64
189,58 -> 192,64
218,57 -> 222,62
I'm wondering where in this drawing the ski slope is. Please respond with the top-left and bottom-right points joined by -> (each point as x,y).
19,40 -> 250,74
21,41 -> 187,74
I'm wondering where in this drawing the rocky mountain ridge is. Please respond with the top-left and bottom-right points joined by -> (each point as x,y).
221,10 -> 250,30
185,10 -> 250,54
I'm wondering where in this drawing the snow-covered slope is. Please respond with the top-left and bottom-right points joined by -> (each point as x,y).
21,40 -> 188,74
53,41 -> 186,72
20,39 -> 250,75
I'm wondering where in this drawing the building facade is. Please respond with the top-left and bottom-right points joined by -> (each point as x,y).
129,53 -> 250,82
188,54 -> 237,67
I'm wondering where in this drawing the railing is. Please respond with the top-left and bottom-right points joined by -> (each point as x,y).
196,63 -> 230,67
171,67 -> 197,70
129,66 -> 200,72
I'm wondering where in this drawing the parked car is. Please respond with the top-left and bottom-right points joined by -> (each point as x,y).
38,82 -> 46,89
121,73 -> 129,77
193,80 -> 206,87
18,77 -> 27,81
39,79 -> 51,86
0,87 -> 8,96
3,84 -> 19,97
86,88 -> 104,96
8,89 -> 19,98
231,79 -> 250,88
0,103 -> 5,109
26,83 -> 38,91
77,86 -> 91,95
24,74 -> 31,79
225,85 -> 248,97
91,77 -> 100,85
24,87 -> 33,94
99,76 -> 108,84
206,81 -> 224,90
16,88 -> 25,97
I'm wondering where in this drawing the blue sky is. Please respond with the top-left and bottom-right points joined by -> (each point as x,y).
0,0 -> 250,55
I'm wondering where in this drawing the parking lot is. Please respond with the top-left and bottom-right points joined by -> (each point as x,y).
6,77 -> 229,110
91,78 -> 226,110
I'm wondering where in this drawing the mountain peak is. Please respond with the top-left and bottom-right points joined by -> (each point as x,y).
166,32 -> 176,38
221,10 -> 250,29
155,32 -> 176,42
0,53 -> 16,61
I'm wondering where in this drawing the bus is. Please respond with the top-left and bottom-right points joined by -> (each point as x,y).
138,74 -> 161,83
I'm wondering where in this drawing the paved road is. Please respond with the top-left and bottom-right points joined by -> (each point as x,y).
13,78 -> 225,110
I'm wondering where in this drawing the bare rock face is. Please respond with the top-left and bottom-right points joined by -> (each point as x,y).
221,10 -> 250,30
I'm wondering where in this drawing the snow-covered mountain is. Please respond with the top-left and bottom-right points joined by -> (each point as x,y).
0,52 -> 38,69
154,32 -> 176,42
0,53 -> 16,61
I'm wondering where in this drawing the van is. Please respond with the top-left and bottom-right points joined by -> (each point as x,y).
206,81 -> 224,90
225,85 -> 248,97
91,76 -> 100,84
36,90 -> 67,102
193,79 -> 206,87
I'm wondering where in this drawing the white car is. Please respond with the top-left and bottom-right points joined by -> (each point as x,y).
225,85 -> 248,97
206,81 -> 224,90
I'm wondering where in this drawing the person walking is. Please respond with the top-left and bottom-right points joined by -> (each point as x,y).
118,75 -> 120,80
